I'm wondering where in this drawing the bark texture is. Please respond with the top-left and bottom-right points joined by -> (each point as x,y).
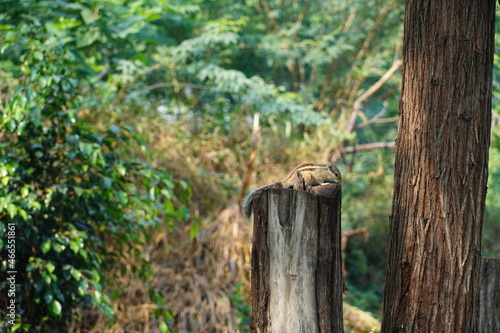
479,257 -> 500,332
381,1 -> 495,332
250,186 -> 343,333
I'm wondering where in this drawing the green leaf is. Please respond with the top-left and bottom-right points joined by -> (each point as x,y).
69,240 -> 80,253
40,241 -> 51,254
20,186 -> 29,198
164,200 -> 175,216
102,177 -> 112,189
180,206 -> 190,220
44,291 -> 54,304
20,62 -> 30,74
159,321 -> 170,333
52,243 -> 63,253
79,248 -> 88,259
7,203 -> 17,218
48,300 -> 62,316
93,290 -> 102,304
78,279 -> 89,295
115,165 -> 126,176
189,217 -> 201,238
29,200 -> 42,211
18,208 -> 28,221
101,304 -> 115,322
116,191 -> 128,205
46,262 -> 55,274
74,186 -> 83,197
70,268 -> 82,281
43,273 -> 52,284
80,8 -> 97,25
160,189 -> 173,200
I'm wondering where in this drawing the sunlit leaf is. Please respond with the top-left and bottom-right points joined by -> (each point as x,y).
40,241 -> 51,254
48,300 -> 62,316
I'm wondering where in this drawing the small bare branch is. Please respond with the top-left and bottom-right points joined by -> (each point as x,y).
341,141 -> 395,154
237,113 -> 261,208
345,59 -> 403,133
260,0 -> 281,33
355,99 -> 399,129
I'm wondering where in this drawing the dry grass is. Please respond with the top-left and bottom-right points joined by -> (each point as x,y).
343,303 -> 381,333
153,204 -> 252,332
70,204 -> 252,332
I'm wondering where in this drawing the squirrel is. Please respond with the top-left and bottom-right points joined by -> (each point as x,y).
242,163 -> 342,218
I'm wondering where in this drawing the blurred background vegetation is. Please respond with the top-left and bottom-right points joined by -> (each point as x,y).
0,0 -> 498,332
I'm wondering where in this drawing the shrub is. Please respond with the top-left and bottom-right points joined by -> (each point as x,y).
0,3 -> 187,331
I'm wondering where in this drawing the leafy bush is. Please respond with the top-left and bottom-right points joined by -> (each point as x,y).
0,2 -> 188,332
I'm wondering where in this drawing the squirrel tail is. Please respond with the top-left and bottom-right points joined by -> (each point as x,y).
242,185 -> 273,219
242,195 -> 253,219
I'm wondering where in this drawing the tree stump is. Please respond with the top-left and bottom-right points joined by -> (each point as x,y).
479,257 -> 500,332
250,185 -> 343,333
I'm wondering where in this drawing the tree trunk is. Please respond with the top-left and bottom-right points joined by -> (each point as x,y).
479,257 -> 500,332
250,186 -> 343,333
381,1 -> 495,332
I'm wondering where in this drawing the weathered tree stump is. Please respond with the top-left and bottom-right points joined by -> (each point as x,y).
479,257 -> 500,332
250,185 -> 343,333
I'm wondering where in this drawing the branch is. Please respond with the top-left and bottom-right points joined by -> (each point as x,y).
341,141 -> 395,154
259,0 -> 281,33
355,100 -> 399,129
342,227 -> 369,251
237,113 -> 261,208
290,0 -> 310,42
138,81 -> 240,95
344,59 -> 403,133
355,116 -> 399,130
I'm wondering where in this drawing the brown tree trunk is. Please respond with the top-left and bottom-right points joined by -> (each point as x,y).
250,186 -> 343,332
381,1 -> 495,332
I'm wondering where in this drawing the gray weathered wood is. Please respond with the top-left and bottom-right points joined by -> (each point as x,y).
479,257 -> 500,332
250,186 -> 343,333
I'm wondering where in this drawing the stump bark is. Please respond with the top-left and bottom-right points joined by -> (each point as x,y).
250,185 -> 343,333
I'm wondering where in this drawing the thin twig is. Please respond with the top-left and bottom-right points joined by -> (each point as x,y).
236,113 -> 261,209
341,141 -> 395,154
344,59 -> 403,133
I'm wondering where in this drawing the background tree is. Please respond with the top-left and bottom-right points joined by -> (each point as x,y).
381,1 -> 496,332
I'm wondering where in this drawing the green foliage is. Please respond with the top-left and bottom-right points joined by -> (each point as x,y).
484,127 -> 500,257
151,0 -> 403,138
483,10 -> 500,257
229,281 -> 251,332
0,1 -> 189,331
344,233 -> 387,316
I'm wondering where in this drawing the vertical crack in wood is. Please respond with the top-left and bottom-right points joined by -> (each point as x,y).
250,186 -> 343,333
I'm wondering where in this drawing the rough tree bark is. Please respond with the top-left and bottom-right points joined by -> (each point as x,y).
250,186 -> 343,333
381,1 -> 495,332
479,257 -> 500,332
